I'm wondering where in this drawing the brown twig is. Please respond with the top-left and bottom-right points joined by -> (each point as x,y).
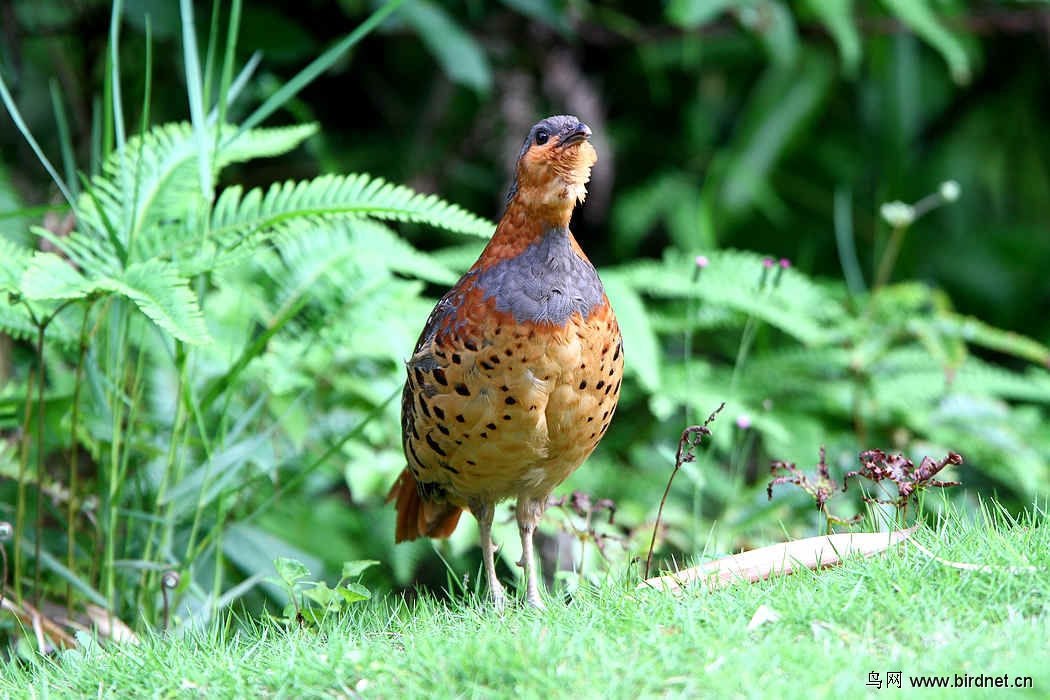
644,402 -> 724,579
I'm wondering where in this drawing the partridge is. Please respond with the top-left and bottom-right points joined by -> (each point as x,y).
388,115 -> 623,608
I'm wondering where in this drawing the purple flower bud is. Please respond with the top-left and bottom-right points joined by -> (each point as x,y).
762,257 -> 775,268
772,258 -> 790,287
736,414 -> 752,430
692,255 -> 709,282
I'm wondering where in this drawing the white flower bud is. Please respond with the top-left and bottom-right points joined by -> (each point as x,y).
880,201 -> 915,228
939,180 -> 960,202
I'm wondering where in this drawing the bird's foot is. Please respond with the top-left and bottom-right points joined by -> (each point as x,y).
489,581 -> 508,612
525,589 -> 547,610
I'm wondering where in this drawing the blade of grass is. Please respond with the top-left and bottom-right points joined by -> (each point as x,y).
180,0 -> 213,203
128,17 -> 153,263
108,0 -> 131,235
212,0 -> 243,142
230,0 -> 405,142
19,536 -> 109,609
208,51 -> 256,127
0,73 -> 74,206
75,173 -> 128,266
137,342 -> 187,623
202,0 -> 223,120
48,79 -> 78,199
66,300 -> 97,614
833,186 -> 865,296
90,95 -> 102,176
189,388 -> 399,563
0,204 -> 68,223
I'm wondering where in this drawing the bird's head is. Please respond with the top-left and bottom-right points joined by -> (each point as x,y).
507,115 -> 597,222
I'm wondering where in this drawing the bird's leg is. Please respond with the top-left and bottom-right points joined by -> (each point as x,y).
516,497 -> 547,609
472,499 -> 506,609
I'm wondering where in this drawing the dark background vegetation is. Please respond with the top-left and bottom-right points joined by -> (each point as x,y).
1,0 -> 1048,637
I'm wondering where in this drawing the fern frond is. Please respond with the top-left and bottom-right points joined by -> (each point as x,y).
195,173 -> 492,274
612,248 -> 843,345
649,303 -> 743,334
0,305 -> 39,342
0,236 -> 34,289
927,397 -> 1048,497
268,218 -> 458,289
0,242 -> 80,344
19,252 -> 95,300
739,346 -> 853,404
952,357 -> 1050,405
254,221 -> 392,323
75,122 -> 318,265
99,260 -> 212,345
936,311 -> 1050,368
18,252 -> 210,345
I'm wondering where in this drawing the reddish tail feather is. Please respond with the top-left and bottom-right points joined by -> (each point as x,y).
386,468 -> 463,542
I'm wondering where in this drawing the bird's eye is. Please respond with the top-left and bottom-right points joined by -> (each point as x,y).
534,129 -> 549,145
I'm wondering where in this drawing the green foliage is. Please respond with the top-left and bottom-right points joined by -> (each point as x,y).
268,557 -> 376,626
1,0 -> 1049,657
400,0 -> 492,93
206,171 -> 492,271
0,0 -> 498,648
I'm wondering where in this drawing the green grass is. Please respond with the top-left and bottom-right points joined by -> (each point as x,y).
5,502 -> 1049,698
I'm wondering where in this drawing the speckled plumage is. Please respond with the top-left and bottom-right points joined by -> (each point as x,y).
388,115 -> 622,607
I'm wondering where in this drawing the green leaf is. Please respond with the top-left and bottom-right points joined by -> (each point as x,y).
739,1 -> 798,67
100,259 -> 212,344
303,582 -> 339,607
880,0 -> 970,84
401,0 -> 491,93
666,0 -> 735,28
602,274 -> 660,393
715,50 -> 834,216
273,556 -> 311,584
803,0 -> 861,76
338,582 -> 371,604
611,172 -> 712,253
19,252 -> 93,300
341,560 -> 380,579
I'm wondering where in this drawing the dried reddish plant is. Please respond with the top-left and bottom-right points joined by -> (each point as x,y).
544,490 -> 622,560
767,446 -> 862,532
644,403 -> 725,578
844,449 -> 963,521
768,447 -> 963,530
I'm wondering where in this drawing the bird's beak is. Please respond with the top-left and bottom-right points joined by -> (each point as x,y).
559,123 -> 592,148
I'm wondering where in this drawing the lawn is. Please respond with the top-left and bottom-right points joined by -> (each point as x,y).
5,503 -> 1047,698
